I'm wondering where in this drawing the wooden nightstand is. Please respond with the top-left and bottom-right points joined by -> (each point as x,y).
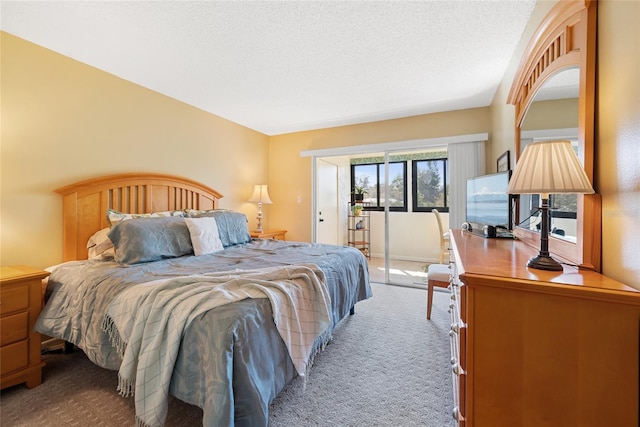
250,230 -> 287,240
0,265 -> 49,390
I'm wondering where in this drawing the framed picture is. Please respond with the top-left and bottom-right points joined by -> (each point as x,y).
497,150 -> 511,172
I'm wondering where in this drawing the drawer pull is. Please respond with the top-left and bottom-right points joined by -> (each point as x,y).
451,321 -> 465,333
450,321 -> 465,332
452,363 -> 464,376
452,407 -> 464,421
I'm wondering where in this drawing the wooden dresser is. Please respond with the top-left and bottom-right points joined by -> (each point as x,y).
0,265 -> 49,390
448,230 -> 640,427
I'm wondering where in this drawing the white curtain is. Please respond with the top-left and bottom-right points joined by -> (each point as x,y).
448,140 -> 486,231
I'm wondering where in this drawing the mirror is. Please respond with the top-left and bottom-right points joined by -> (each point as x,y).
519,67 -> 579,242
508,0 -> 600,271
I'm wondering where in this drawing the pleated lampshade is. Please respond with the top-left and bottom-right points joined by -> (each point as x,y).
507,140 -> 594,196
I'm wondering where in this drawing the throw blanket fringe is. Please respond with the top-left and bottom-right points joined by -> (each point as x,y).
103,264 -> 331,427
102,315 -> 133,397
302,329 -> 333,392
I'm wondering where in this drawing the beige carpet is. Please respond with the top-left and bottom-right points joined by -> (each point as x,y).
367,258 -> 428,288
0,283 -> 454,427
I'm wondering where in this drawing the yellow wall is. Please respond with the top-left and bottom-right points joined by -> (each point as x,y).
1,0 -> 639,288
0,32 -> 270,268
268,108 -> 490,242
597,0 -> 640,287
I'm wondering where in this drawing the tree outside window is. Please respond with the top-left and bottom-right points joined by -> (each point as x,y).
412,158 -> 449,212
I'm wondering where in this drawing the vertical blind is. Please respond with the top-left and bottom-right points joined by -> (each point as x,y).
448,140 -> 486,231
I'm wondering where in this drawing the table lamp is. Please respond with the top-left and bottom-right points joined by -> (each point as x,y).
248,184 -> 272,233
507,140 -> 594,271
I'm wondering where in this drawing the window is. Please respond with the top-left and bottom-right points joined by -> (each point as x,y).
350,150 -> 448,213
351,162 -> 407,211
412,158 -> 449,212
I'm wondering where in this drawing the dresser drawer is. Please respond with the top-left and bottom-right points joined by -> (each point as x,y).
1,312 -> 29,346
448,256 -> 466,425
0,340 -> 29,376
0,284 -> 29,315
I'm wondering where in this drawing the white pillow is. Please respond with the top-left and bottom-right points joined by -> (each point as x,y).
184,217 -> 224,256
87,227 -> 115,259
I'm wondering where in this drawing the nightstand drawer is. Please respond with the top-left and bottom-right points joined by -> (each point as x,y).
1,312 -> 29,346
250,230 -> 287,240
1,265 -> 49,389
0,340 -> 28,375
0,284 -> 29,315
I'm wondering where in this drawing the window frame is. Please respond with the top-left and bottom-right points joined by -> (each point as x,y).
350,161 -> 408,212
350,151 -> 449,214
411,157 -> 449,213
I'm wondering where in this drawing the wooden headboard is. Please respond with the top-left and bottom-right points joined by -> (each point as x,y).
55,173 -> 223,261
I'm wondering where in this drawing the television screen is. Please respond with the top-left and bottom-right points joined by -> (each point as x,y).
466,171 -> 512,230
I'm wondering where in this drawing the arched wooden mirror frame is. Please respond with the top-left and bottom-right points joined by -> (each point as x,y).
507,0 -> 600,271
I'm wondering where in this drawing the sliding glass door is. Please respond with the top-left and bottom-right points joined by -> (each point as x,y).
351,149 -> 447,288
307,135 -> 487,288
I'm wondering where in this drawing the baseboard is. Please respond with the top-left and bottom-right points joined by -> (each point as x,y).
369,253 -> 439,264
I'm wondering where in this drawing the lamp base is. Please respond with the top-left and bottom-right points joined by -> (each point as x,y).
527,254 -> 563,271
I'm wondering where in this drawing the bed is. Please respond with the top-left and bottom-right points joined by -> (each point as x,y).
35,173 -> 372,427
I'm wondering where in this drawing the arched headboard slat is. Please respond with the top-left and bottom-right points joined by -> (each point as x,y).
55,173 -> 223,261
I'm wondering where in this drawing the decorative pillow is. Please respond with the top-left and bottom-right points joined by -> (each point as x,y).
108,216 -> 193,265
87,227 -> 115,259
188,210 -> 251,247
106,208 -> 185,227
184,217 -> 224,256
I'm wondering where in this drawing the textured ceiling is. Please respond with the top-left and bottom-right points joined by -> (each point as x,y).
1,1 -> 537,135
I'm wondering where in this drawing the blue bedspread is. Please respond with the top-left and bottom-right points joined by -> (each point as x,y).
35,239 -> 372,426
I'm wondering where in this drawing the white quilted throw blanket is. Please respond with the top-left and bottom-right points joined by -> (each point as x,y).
102,264 -> 331,427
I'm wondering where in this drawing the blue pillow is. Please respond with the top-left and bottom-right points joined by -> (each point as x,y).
188,210 -> 251,247
108,216 -> 193,265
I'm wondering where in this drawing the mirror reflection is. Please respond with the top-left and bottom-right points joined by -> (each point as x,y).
518,67 -> 579,242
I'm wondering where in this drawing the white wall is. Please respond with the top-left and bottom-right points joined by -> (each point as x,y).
368,211 -> 446,263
